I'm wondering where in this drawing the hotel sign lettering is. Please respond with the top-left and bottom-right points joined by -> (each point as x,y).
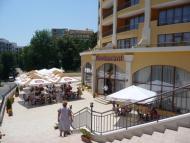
96,56 -> 123,61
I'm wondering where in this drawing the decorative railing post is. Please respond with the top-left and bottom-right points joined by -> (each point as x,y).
90,102 -> 94,133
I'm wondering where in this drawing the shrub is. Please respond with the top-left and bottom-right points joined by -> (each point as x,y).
80,129 -> 91,139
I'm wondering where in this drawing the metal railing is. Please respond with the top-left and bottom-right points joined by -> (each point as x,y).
0,83 -> 17,126
72,84 -> 190,134
157,41 -> 190,47
117,25 -> 130,33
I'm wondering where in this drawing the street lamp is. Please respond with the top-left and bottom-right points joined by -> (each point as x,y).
90,102 -> 94,132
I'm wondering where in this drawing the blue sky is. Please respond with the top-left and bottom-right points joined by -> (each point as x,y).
0,0 -> 98,46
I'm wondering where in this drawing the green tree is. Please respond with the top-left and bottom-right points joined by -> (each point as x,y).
1,52 -> 16,80
88,32 -> 97,49
30,30 -> 59,69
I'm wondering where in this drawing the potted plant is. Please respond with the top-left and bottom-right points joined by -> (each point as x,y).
15,87 -> 19,97
80,128 -> 92,143
6,98 -> 13,116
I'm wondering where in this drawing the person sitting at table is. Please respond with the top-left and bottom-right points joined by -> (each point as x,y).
121,105 -> 131,116
115,104 -> 121,116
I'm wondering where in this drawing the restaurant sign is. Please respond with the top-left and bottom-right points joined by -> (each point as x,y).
96,55 -> 123,62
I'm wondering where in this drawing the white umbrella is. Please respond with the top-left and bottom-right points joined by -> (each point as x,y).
106,85 -> 157,104
15,77 -> 31,86
46,75 -> 60,83
59,77 -> 78,84
28,79 -> 52,86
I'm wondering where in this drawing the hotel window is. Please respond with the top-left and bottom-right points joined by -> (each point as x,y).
158,32 -> 190,47
117,37 -> 137,49
126,15 -> 144,30
96,64 -> 125,95
183,6 -> 190,22
129,0 -> 139,6
158,5 -> 190,26
133,65 -> 190,113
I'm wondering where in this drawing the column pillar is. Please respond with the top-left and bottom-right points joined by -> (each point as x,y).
91,55 -> 96,97
112,0 -> 118,48
124,55 -> 134,87
98,0 -> 103,48
81,64 -> 84,85
141,0 -> 151,46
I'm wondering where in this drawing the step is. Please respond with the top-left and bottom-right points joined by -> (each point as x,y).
112,139 -> 122,143
162,129 -> 177,143
138,134 -> 152,143
175,127 -> 190,143
94,96 -> 110,105
129,136 -> 141,143
121,138 -> 130,143
151,131 -> 164,142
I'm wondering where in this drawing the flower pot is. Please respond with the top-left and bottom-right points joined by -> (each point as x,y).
81,135 -> 91,143
7,109 -> 13,116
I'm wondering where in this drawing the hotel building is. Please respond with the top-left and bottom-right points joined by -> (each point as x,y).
80,0 -> 190,96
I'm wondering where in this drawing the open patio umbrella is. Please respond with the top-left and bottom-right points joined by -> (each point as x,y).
27,79 -> 52,86
15,77 -> 31,86
58,77 -> 78,84
106,85 -> 157,104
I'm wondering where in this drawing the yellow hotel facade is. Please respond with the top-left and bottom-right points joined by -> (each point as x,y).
80,0 -> 190,96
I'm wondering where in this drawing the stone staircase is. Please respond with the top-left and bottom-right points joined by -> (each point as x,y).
91,113 -> 190,143
102,127 -> 190,143
94,96 -> 110,105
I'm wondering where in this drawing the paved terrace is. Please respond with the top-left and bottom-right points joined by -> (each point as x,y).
1,83 -> 112,143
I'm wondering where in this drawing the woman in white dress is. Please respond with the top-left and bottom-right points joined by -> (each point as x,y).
58,101 -> 72,137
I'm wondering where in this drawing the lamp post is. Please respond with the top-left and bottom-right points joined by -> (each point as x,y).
90,102 -> 94,133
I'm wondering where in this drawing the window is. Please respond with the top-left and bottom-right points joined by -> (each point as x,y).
184,33 -> 190,42
97,64 -> 125,94
165,34 -> 173,46
159,5 -> 190,26
130,0 -> 139,6
158,34 -> 165,46
158,32 -> 190,46
117,37 -> 137,49
127,15 -> 144,30
174,8 -> 182,23
167,9 -> 174,24
159,11 -> 166,25
174,33 -> 183,43
130,18 -> 135,29
183,6 -> 190,22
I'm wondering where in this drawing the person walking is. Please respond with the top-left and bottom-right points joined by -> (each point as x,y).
57,101 -> 72,137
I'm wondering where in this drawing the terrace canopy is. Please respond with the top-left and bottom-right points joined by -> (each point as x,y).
106,85 -> 157,104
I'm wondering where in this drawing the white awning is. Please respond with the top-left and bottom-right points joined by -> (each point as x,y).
106,85 -> 157,104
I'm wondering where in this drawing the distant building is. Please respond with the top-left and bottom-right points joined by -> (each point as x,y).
0,38 -> 22,54
51,28 -> 68,38
51,28 -> 94,40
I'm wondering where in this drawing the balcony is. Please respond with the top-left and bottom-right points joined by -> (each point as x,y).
103,9 -> 113,19
158,41 -> 190,47
117,0 -> 140,11
117,25 -> 130,33
102,30 -> 113,37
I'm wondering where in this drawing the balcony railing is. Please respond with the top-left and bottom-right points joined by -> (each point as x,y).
158,41 -> 190,47
117,25 -> 130,33
117,0 -> 139,11
103,9 -> 113,19
102,30 -> 113,37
